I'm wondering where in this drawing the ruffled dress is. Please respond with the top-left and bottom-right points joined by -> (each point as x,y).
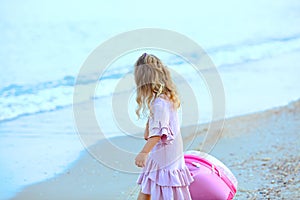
137,97 -> 194,200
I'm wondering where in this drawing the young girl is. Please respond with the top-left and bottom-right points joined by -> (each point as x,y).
134,53 -> 194,200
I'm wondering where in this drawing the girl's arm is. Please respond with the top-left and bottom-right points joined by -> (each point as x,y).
135,136 -> 160,168
144,119 -> 149,140
140,136 -> 160,153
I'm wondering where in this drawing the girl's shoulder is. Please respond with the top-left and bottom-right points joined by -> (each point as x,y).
153,94 -> 170,104
152,94 -> 173,110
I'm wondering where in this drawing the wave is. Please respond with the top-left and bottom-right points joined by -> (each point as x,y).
0,74 -> 126,123
167,34 -> 300,67
209,34 -> 300,67
1,34 -> 300,123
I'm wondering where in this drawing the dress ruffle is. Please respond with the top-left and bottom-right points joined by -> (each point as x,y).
137,157 -> 194,199
137,157 -> 194,187
140,178 -> 193,200
148,98 -> 174,145
148,120 -> 175,145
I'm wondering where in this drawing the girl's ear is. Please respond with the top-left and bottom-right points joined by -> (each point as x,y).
151,83 -> 164,97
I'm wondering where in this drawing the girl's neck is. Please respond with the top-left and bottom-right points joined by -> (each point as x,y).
156,93 -> 169,101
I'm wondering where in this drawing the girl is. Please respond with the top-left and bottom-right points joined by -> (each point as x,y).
134,53 -> 194,200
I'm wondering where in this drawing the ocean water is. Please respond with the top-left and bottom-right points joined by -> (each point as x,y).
1,0 -> 300,199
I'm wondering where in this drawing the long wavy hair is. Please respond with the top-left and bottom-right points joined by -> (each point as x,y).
134,53 -> 180,119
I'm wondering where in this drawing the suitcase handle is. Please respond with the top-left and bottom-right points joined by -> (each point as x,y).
184,155 -> 236,194
185,155 -> 221,177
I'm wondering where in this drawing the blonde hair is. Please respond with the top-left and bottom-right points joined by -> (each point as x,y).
134,53 -> 180,119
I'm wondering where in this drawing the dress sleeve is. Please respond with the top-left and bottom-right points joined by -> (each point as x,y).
147,99 -> 174,145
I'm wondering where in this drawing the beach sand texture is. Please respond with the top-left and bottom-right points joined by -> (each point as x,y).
11,99 -> 300,200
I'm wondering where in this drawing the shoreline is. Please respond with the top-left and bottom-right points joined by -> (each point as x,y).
10,98 -> 300,199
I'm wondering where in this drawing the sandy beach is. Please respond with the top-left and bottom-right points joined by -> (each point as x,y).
10,98 -> 300,200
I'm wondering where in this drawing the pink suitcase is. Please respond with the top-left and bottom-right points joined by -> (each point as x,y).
184,151 -> 238,200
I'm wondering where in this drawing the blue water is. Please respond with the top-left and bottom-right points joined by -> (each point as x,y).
1,34 -> 299,124
1,0 -> 300,199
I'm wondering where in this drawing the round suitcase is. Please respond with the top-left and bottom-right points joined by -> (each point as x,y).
184,150 -> 238,200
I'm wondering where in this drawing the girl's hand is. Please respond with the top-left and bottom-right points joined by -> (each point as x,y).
135,152 -> 149,168
144,120 -> 149,140
135,136 -> 160,168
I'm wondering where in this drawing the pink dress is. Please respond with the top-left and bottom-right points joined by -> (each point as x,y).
137,97 -> 194,200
